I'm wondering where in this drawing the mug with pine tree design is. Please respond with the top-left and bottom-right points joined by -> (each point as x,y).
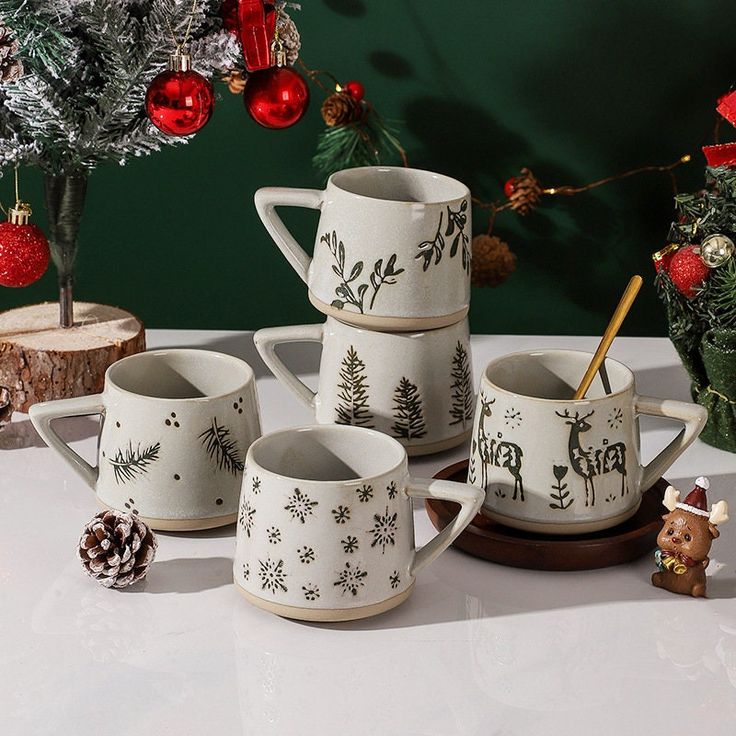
255,317 -> 474,456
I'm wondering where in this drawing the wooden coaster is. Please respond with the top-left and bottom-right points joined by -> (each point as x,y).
426,460 -> 666,571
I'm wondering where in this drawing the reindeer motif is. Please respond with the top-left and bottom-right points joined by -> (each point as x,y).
555,409 -> 628,507
472,394 -> 525,501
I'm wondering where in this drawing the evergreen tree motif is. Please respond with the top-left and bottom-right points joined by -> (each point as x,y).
448,341 -> 473,428
391,377 -> 427,440
335,346 -> 374,427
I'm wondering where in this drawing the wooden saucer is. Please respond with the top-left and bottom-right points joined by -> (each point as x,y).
426,460 -> 666,571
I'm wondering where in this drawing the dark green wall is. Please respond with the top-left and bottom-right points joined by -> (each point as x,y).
1,0 -> 732,335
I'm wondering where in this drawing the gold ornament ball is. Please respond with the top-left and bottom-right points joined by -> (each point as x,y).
700,233 -> 734,268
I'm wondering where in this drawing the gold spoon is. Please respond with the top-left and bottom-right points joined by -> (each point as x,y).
573,275 -> 643,400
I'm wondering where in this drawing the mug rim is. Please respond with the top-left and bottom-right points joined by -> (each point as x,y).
481,349 -> 634,403
105,348 -> 255,402
246,424 -> 407,485
327,166 -> 469,204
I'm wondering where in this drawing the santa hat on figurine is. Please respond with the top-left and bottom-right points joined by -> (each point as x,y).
675,476 -> 712,517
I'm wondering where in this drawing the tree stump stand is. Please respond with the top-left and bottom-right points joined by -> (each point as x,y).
0,302 -> 145,412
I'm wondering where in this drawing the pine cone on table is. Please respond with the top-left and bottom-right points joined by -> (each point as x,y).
321,92 -> 362,127
0,387 -> 12,427
507,168 -> 542,215
0,23 -> 23,83
471,234 -> 517,287
78,510 -> 157,589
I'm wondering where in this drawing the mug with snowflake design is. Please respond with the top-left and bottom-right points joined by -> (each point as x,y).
469,349 -> 707,534
234,424 -> 483,621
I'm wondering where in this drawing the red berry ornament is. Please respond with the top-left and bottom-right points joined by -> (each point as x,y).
667,244 -> 710,298
243,66 -> 309,129
342,80 -> 365,101
0,203 -> 50,288
503,177 -> 517,198
145,51 -> 214,137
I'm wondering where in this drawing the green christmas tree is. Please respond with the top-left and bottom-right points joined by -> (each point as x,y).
391,376 -> 426,440
449,341 -> 473,428
335,345 -> 374,427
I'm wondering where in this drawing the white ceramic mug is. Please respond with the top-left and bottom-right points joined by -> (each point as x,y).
29,349 -> 262,531
255,316 -> 474,456
234,424 -> 484,621
468,350 -> 707,534
254,166 -> 471,331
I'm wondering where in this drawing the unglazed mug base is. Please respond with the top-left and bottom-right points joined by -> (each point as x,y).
237,580 -> 415,622
405,428 -> 472,457
309,292 -> 469,332
481,498 -> 643,535
97,498 -> 237,531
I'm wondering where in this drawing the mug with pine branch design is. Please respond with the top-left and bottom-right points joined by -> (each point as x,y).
255,317 -> 474,456
29,349 -> 262,530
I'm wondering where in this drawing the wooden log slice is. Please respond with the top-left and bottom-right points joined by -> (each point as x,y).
0,302 -> 145,412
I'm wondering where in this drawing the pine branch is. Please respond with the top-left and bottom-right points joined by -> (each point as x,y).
199,417 -> 244,475
109,441 -> 161,485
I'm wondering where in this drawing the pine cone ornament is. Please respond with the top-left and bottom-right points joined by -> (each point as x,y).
0,23 -> 23,83
471,234 -> 517,287
321,91 -> 362,127
506,168 -> 542,215
77,510 -> 157,589
277,14 -> 301,66
222,69 -> 246,94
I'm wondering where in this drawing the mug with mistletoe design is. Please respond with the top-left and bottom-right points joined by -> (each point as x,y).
234,424 -> 484,621
254,166 -> 471,331
29,349 -> 262,530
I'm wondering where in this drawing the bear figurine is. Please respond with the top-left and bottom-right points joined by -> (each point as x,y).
652,476 -> 729,598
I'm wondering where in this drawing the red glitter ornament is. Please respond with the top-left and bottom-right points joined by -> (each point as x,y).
243,66 -> 309,129
342,80 -> 365,101
0,203 -> 50,288
145,51 -> 214,137
667,244 -> 710,298
503,177 -> 517,198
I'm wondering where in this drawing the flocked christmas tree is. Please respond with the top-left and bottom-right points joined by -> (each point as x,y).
391,376 -> 426,441
0,0 -> 242,326
335,345 -> 374,427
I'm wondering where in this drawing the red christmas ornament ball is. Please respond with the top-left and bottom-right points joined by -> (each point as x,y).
0,221 -> 50,287
145,68 -> 214,137
243,66 -> 309,129
668,244 -> 710,298
503,177 -> 517,198
342,80 -> 365,101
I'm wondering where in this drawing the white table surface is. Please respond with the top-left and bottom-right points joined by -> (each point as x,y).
2,330 -> 735,735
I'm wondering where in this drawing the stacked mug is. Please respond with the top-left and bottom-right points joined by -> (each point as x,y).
254,166 -> 475,456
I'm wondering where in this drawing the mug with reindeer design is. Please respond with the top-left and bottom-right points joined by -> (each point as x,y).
254,166 -> 471,331
468,350 -> 707,534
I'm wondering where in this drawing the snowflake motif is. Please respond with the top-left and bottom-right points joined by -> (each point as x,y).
302,584 -> 320,601
387,481 -> 398,500
332,505 -> 351,524
369,506 -> 398,554
239,499 -> 256,538
356,484 -> 374,503
607,408 -> 624,429
267,526 -> 281,544
333,561 -> 368,596
259,558 -> 287,594
389,570 -> 400,589
242,562 -> 250,581
252,476 -> 262,494
284,487 -> 318,523
341,535 -> 359,553
504,408 -> 522,429
298,546 -> 315,564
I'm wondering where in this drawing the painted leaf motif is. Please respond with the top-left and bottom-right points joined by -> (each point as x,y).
331,299 -> 345,309
348,262 -> 363,282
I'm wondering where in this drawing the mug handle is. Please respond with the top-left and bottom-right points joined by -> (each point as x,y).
254,324 -> 324,410
634,395 -> 708,492
253,187 -> 324,283
406,478 -> 484,576
29,394 -> 105,490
